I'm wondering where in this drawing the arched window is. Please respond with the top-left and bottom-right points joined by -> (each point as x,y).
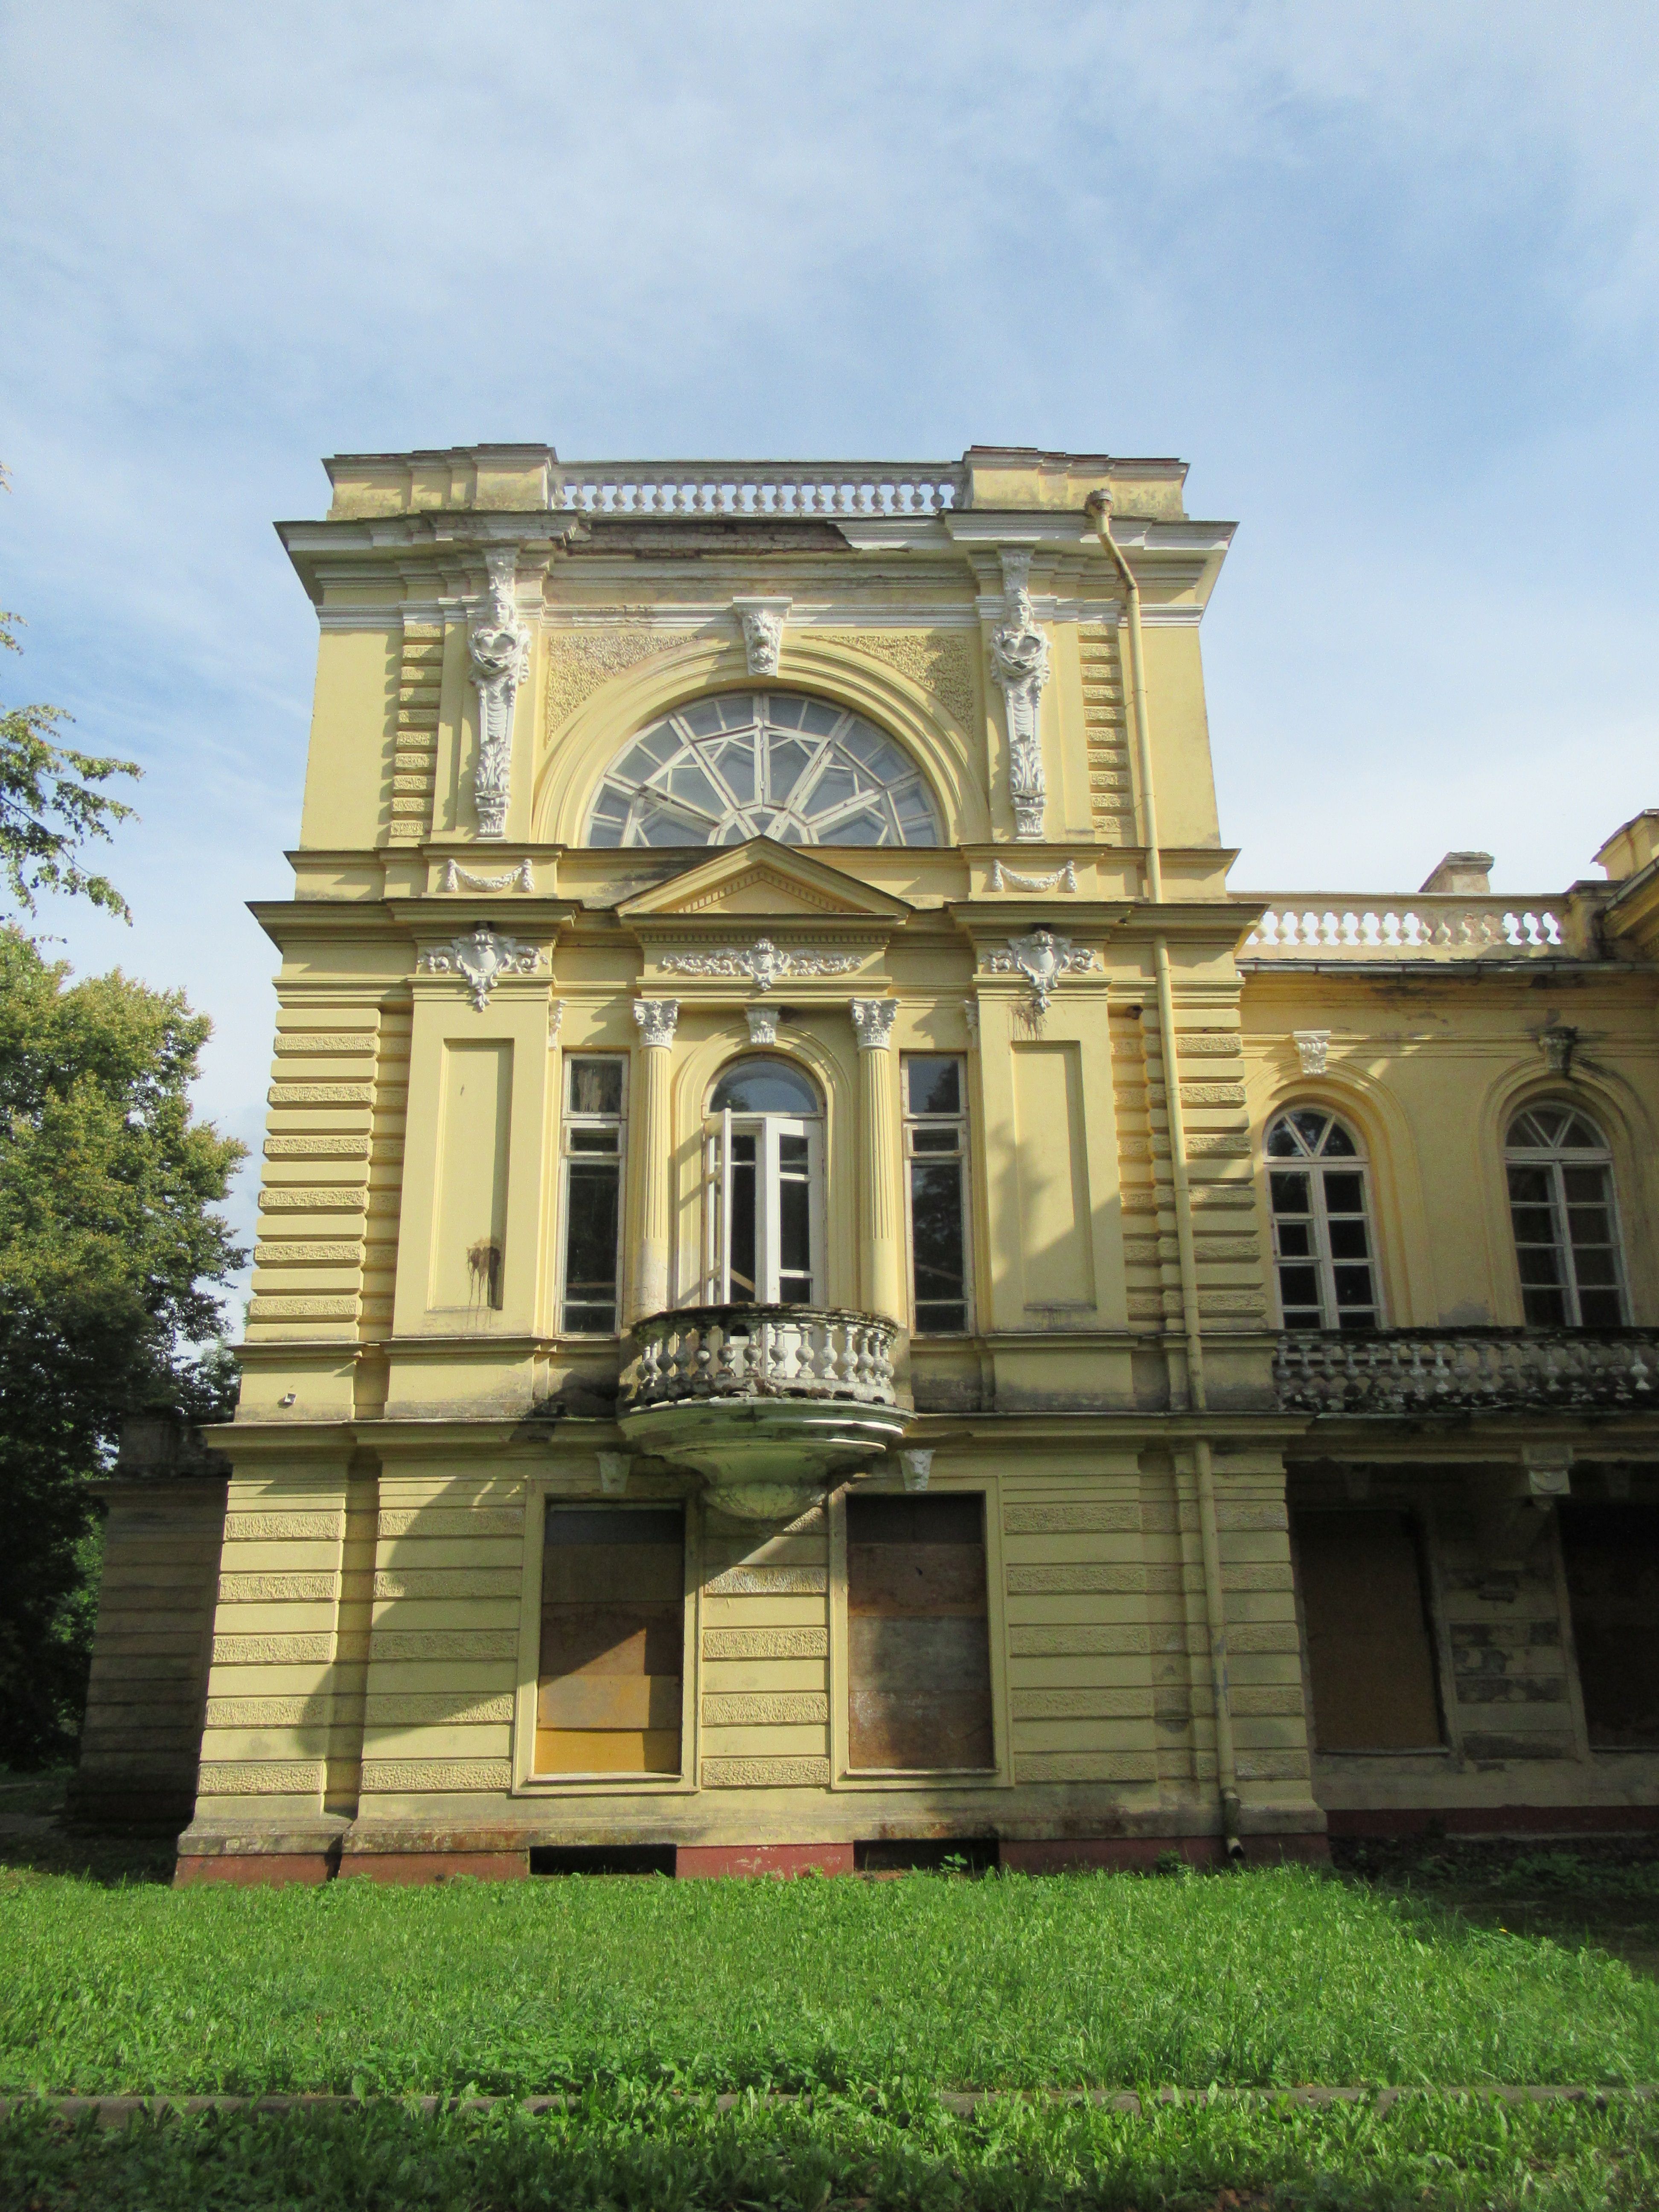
1266,1108 -> 1380,1330
703,1057 -> 824,1304
1505,1106 -> 1628,1328
586,691 -> 941,848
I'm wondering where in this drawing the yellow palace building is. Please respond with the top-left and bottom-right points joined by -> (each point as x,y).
71,443 -> 1659,1881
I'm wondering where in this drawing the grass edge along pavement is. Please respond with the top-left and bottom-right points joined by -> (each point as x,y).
5,2085 -> 1659,2212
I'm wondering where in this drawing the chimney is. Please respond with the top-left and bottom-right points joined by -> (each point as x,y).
1419,851 -> 1493,895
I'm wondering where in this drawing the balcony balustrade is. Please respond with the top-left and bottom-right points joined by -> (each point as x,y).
620,1305 -> 910,1518
1274,1328 -> 1659,1415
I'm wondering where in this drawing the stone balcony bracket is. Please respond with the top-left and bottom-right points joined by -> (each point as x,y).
619,1304 -> 911,1522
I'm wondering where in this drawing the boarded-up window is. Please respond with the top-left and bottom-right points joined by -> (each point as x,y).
847,1494 -> 993,1771
1295,1510 -> 1442,1752
1560,1503 -> 1659,1746
536,1506 -> 684,1775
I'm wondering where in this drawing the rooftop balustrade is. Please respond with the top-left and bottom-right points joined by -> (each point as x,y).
1240,898 -> 1569,960
1274,1328 -> 1659,1416
550,461 -> 964,517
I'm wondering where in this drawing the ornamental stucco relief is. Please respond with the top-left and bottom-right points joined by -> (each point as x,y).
827,628 -> 977,729
468,547 -> 532,837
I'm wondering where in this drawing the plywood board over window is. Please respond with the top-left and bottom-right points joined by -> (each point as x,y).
1295,1510 -> 1443,1752
1560,1502 -> 1659,1746
847,1494 -> 993,1771
536,1506 -> 684,1775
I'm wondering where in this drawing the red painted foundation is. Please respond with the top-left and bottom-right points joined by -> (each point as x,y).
1324,1804 -> 1659,1840
676,1842 -> 854,1878
338,1850 -> 529,1883
174,1853 -> 335,1889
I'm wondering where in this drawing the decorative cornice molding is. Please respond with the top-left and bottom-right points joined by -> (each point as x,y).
467,546 -> 531,838
419,923 -> 544,1010
632,998 -> 681,1048
659,937 -> 862,993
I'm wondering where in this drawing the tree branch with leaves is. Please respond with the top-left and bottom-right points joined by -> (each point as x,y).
1,463 -> 141,923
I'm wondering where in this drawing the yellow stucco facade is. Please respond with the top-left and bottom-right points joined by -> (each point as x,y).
72,444 -> 1659,1879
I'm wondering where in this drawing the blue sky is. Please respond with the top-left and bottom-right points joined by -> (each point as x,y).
3,3 -> 1656,1312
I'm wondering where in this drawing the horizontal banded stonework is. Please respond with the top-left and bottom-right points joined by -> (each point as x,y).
700,1511 -> 832,1778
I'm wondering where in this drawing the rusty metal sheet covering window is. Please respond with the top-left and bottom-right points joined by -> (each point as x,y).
1560,1502 -> 1659,1746
1295,1510 -> 1443,1752
537,1506 -> 684,1775
847,1494 -> 994,1771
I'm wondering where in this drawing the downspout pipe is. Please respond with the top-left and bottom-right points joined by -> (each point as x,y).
1085,490 -> 1243,1861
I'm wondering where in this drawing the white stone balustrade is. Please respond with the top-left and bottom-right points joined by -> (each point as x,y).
1275,1329 -> 1658,1415
626,1306 -> 899,1411
1241,900 -> 1565,960
550,463 -> 963,518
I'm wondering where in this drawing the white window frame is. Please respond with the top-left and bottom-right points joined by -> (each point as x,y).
558,1054 -> 628,1336
901,1052 -> 972,1336
1504,1106 -> 1630,1329
1265,1108 -> 1383,1332
702,1109 -> 825,1305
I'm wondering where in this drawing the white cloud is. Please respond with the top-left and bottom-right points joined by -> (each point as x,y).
1,0 -> 1655,1187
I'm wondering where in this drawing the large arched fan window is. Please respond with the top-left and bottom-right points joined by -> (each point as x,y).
585,691 -> 941,848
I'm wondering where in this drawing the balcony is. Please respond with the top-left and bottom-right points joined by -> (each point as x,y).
620,1305 -> 910,1518
1274,1328 -> 1659,1416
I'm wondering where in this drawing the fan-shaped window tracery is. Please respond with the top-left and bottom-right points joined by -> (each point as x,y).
585,692 -> 940,848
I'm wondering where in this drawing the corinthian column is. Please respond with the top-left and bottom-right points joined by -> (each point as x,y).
851,999 -> 902,1324
630,999 -> 679,1321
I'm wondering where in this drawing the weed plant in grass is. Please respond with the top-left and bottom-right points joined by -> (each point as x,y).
4,2089 -> 1659,2211
5,1865 -> 1659,2098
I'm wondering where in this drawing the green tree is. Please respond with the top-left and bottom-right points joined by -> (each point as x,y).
1,467 -> 141,922
0,928 -> 246,1764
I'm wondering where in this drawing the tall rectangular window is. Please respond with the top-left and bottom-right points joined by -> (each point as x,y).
560,1056 -> 625,1335
537,1505 -> 684,1775
904,1054 -> 969,1334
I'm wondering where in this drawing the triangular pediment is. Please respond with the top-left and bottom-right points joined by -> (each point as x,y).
615,839 -> 913,922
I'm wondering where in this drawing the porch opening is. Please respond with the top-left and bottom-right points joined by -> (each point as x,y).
1295,1509 -> 1444,1752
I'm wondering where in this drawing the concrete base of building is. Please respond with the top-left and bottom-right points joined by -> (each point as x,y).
168,1823 -> 1346,1884
1324,1804 -> 1659,1840
1000,1833 -> 1330,1873
338,1850 -> 532,1884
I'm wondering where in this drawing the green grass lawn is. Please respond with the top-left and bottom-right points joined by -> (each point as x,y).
4,1830 -> 1659,2207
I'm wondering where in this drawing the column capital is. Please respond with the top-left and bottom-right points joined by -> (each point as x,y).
850,998 -> 897,1051
632,998 -> 680,1049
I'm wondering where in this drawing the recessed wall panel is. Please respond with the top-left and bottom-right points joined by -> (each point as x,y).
1011,1042 -> 1093,1308
430,1040 -> 512,1312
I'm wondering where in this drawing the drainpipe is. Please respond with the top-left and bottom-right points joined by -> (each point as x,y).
1085,491 -> 1243,1861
